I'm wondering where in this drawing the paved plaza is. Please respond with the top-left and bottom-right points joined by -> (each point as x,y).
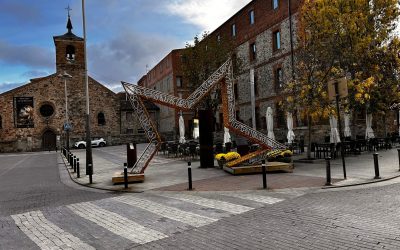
1,145 -> 400,249
67,144 -> 400,192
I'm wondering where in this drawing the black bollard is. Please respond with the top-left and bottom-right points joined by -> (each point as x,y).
73,156 -> 77,172
67,152 -> 70,163
325,157 -> 332,186
77,159 -> 80,178
70,154 -> 74,168
188,161 -> 192,190
373,153 -> 381,179
88,163 -> 93,184
398,149 -> 400,171
56,146 -> 58,152
262,160 -> 267,189
124,163 -> 128,189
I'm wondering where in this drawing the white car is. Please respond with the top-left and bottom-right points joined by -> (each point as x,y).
74,138 -> 106,149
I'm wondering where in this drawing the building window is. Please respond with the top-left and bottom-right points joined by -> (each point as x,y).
232,23 -> 236,37
272,0 -> 279,10
276,104 -> 285,128
236,110 -> 241,121
126,112 -> 133,120
250,43 -> 256,61
126,128 -> 134,134
254,73 -> 258,96
234,83 -> 239,100
97,112 -> 106,126
275,67 -> 283,90
217,34 -> 221,43
137,128 -> 145,134
249,10 -> 255,25
273,30 -> 281,51
255,107 -> 262,129
40,104 -> 54,117
66,45 -> 75,61
0,115 -> 2,129
176,76 -> 182,88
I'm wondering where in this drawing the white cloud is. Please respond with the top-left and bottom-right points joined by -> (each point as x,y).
87,29 -> 182,92
165,0 -> 252,33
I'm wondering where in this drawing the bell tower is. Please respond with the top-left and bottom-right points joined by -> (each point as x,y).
53,7 -> 85,74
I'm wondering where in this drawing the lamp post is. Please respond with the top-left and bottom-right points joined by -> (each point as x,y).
82,0 -> 93,183
59,71 -> 72,150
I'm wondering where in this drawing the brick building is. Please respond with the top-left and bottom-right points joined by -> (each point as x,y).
138,49 -> 195,140
0,16 -> 123,152
138,0 -> 304,142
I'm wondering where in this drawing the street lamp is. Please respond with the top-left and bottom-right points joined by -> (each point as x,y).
82,0 -> 93,183
59,71 -> 72,150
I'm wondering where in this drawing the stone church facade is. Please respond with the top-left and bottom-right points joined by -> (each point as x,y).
0,17 -> 128,152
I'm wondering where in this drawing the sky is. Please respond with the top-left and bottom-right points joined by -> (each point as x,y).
0,0 -> 252,94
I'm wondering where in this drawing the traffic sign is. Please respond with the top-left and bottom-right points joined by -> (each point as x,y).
64,122 -> 72,131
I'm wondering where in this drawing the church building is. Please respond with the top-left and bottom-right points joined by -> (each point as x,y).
0,16 -> 123,152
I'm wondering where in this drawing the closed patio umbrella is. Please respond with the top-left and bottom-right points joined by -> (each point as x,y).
344,113 -> 351,138
266,107 -> 275,140
287,112 -> 295,144
223,127 -> 231,144
365,113 -> 375,139
329,115 -> 340,144
179,113 -> 186,143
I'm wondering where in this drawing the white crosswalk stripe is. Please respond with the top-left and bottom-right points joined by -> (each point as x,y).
67,202 -> 167,244
113,195 -> 218,227
157,193 -> 254,214
220,193 -> 284,204
11,211 -> 94,250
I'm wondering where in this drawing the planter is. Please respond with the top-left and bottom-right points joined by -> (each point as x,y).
217,159 -> 226,169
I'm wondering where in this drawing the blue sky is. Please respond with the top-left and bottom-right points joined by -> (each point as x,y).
0,0 -> 251,93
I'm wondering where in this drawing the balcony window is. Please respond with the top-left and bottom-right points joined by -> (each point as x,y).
273,30 -> 281,51
272,0 -> 279,10
249,10 -> 255,25
232,23 -> 236,37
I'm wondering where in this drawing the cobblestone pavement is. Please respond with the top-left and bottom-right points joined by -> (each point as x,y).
1,190 -> 299,249
3,180 -> 400,249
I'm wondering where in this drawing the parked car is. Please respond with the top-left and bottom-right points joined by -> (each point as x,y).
74,138 -> 106,149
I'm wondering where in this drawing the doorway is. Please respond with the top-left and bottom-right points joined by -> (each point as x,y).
42,130 -> 56,151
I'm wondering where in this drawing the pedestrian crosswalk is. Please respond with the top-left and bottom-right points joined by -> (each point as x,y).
10,191 -> 286,249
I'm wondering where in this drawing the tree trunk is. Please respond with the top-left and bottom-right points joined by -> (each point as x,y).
307,114 -> 312,159
199,109 -> 215,168
383,112 -> 387,137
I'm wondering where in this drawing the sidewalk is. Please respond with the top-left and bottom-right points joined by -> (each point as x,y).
62,144 -> 400,192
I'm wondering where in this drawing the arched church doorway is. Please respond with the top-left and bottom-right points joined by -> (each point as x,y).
42,130 -> 56,151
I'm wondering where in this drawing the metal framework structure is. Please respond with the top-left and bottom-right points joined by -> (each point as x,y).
122,59 -> 286,174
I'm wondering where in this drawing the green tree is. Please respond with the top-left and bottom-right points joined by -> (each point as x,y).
181,32 -> 240,111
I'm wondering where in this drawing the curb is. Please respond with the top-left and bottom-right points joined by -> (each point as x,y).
321,174 -> 400,189
59,153 -> 143,193
59,152 -> 400,193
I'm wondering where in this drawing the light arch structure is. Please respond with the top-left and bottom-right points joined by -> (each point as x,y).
122,59 -> 286,174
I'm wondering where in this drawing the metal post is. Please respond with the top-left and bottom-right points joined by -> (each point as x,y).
373,153 -> 381,179
325,157 -> 332,186
334,81 -> 347,179
77,159 -> 80,178
262,160 -> 267,189
124,163 -> 128,189
82,0 -> 93,182
397,149 -> 400,171
73,156 -> 76,172
188,161 -> 192,190
88,163 -> 93,184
